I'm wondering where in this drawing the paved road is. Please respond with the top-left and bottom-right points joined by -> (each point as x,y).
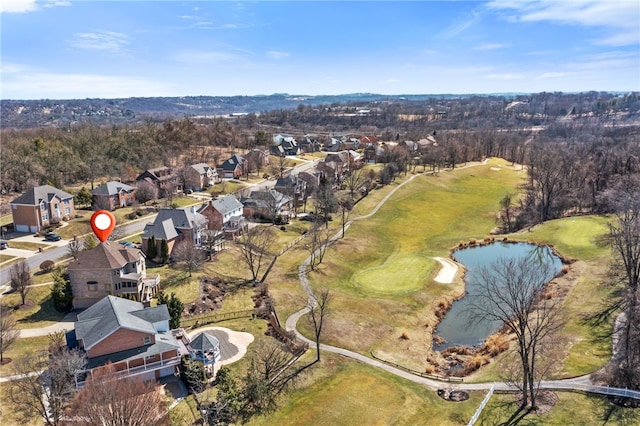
0,216 -> 156,285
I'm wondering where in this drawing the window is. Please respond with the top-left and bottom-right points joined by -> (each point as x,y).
42,213 -> 49,221
65,208 -> 71,215
87,281 -> 97,292
143,336 -> 151,345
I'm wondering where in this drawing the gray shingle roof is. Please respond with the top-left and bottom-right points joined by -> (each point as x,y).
212,195 -> 242,215
143,218 -> 179,241
91,181 -> 134,196
11,184 -> 74,205
190,332 -> 220,353
190,163 -> 212,175
75,295 -> 165,351
155,207 -> 207,230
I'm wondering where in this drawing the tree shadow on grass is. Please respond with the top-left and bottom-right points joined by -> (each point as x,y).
16,293 -> 65,324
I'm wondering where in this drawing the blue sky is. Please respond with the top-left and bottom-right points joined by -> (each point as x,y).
1,0 -> 639,99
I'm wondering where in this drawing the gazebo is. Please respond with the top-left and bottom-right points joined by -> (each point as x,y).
189,331 -> 222,368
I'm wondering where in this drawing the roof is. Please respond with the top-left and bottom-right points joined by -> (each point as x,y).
91,181 -> 134,196
219,154 -> 245,171
75,295 -> 170,351
211,195 -> 243,215
11,184 -> 74,205
154,207 -> 207,230
190,163 -> 213,175
190,331 -> 220,353
67,241 -> 143,271
143,218 -> 179,241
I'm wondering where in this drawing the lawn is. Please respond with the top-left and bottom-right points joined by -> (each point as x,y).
246,353 -> 483,426
353,253 -> 436,294
479,392 -> 640,425
1,283 -> 66,328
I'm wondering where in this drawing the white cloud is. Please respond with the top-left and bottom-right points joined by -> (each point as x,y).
68,31 -> 129,52
475,43 -> 508,51
0,0 -> 69,13
266,50 -> 290,60
536,72 -> 567,79
487,0 -> 640,46
0,0 -> 37,13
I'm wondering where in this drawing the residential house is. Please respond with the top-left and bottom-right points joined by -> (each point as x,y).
182,163 -> 218,192
136,166 -> 179,197
275,174 -> 307,208
298,170 -> 321,193
91,181 -> 136,210
68,295 -> 185,385
298,135 -> 321,153
324,136 -> 343,152
271,134 -> 301,156
241,189 -> 293,222
217,154 -> 247,179
342,137 -> 361,151
197,194 -> 247,239
244,148 -> 270,174
68,242 -> 160,309
10,184 -> 75,233
141,207 -> 208,257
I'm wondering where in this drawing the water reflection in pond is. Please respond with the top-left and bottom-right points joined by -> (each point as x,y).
433,242 -> 562,351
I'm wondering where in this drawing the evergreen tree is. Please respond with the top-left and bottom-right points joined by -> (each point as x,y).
160,239 -> 170,264
51,267 -> 73,312
147,235 -> 157,259
157,291 -> 184,329
74,186 -> 92,208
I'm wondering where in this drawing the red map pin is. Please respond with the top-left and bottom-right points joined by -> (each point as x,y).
90,210 -> 116,242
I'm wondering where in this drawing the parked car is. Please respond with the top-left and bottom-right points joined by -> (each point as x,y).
44,232 -> 62,242
0,240 -> 8,250
119,241 -> 136,248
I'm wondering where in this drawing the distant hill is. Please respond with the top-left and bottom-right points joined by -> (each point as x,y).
0,93 -> 503,129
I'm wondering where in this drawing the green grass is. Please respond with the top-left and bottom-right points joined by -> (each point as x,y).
511,215 -> 611,260
1,284 -> 65,328
479,392 -> 640,425
353,253 -> 437,294
0,335 -> 50,377
247,354 -> 483,426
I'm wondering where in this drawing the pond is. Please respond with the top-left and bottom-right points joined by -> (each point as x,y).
433,242 -> 563,351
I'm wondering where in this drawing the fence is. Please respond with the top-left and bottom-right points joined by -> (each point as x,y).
467,383 -> 495,426
278,234 -> 307,256
539,381 -> 640,400
181,309 -> 256,329
370,351 -> 463,383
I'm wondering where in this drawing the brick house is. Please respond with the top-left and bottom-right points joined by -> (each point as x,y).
217,154 -> 247,179
67,242 -> 160,309
10,184 -> 76,233
136,166 -> 179,197
68,295 -> 185,386
141,207 -> 208,257
197,195 -> 247,239
182,163 -> 218,192
275,174 -> 307,208
91,181 -> 136,210
241,189 -> 293,222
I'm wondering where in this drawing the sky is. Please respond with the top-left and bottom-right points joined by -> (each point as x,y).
1,0 -> 639,100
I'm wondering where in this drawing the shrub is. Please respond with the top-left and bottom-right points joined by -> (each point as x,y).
425,364 -> 435,374
484,334 -> 509,356
400,332 -> 410,340
280,225 -> 286,231
40,260 -> 55,273
180,356 -> 206,393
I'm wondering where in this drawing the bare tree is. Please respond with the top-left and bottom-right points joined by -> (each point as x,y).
607,177 -> 640,390
10,260 -> 32,305
338,196 -> 353,239
343,169 -> 366,200
238,226 -> 275,282
71,364 -> 169,425
307,289 -> 332,362
202,229 -> 225,260
135,180 -> 158,205
9,348 -> 86,425
67,237 -> 84,260
172,240 -> 206,277
305,221 -> 333,270
468,256 -> 562,410
0,304 -> 19,363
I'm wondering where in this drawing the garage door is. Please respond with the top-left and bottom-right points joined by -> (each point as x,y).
157,366 -> 176,378
15,224 -> 29,232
